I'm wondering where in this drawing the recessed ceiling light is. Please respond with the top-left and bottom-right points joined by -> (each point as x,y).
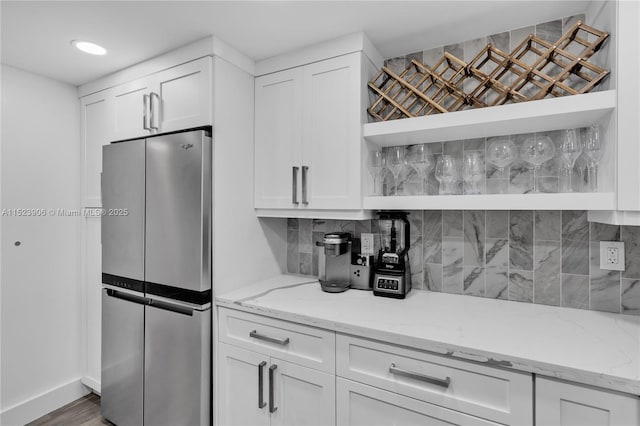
71,40 -> 107,55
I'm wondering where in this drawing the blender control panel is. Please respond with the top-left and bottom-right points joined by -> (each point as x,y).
376,277 -> 399,291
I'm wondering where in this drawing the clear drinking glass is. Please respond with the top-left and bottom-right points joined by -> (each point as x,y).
408,144 -> 433,195
368,150 -> 385,196
435,155 -> 459,195
385,146 -> 406,196
559,129 -> 582,192
486,137 -> 517,193
584,125 -> 603,192
520,135 -> 556,193
462,152 -> 484,194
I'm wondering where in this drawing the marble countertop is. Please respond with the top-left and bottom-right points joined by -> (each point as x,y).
216,274 -> 640,395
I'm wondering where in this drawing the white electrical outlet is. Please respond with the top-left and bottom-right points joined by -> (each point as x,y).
361,233 -> 375,255
599,241 -> 625,271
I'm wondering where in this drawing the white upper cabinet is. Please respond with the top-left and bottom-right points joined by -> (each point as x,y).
302,54 -> 362,210
589,0 -> 640,225
254,34 -> 380,219
112,78 -> 151,141
112,56 -> 212,141
254,67 -> 304,209
152,57 -> 212,133
255,53 -> 362,212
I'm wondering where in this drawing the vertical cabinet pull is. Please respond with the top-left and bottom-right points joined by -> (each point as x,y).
292,167 -> 299,205
269,364 -> 278,413
301,166 -> 309,205
258,361 -> 267,409
150,92 -> 160,130
143,94 -> 151,130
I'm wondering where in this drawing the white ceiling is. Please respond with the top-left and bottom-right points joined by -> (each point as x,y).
1,0 -> 591,87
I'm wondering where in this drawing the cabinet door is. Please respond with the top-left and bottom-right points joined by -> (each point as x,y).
83,216 -> 102,390
80,90 -> 112,206
271,359 -> 335,426
302,53 -> 362,210
112,78 -> 152,141
336,378 -> 501,426
218,343 -> 270,426
254,68 -> 304,209
152,57 -> 212,133
536,377 -> 640,426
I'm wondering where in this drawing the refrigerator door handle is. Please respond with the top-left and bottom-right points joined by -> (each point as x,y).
258,361 -> 267,409
106,288 -> 149,305
143,94 -> 151,131
269,364 -> 278,413
148,298 -> 194,316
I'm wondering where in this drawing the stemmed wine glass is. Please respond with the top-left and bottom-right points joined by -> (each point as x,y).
435,155 -> 459,195
584,125 -> 603,192
487,137 -> 517,193
385,146 -> 406,196
408,144 -> 433,195
463,152 -> 484,194
559,129 -> 582,192
368,150 -> 385,196
520,135 -> 556,193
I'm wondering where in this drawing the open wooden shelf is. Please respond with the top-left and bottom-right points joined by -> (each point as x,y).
363,90 -> 616,147
363,192 -> 616,211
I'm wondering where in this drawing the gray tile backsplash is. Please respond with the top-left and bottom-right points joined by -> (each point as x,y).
286,211 -> 640,316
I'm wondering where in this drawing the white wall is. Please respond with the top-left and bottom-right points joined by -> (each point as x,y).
212,56 -> 286,297
0,65 -> 86,425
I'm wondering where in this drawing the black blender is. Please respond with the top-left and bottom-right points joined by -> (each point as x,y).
373,211 -> 412,298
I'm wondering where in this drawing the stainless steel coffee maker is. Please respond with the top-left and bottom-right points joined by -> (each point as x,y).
318,232 -> 352,293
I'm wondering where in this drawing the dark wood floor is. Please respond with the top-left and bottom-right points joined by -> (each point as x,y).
27,393 -> 111,426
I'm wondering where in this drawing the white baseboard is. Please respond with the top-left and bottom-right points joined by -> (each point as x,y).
0,378 -> 90,426
80,376 -> 101,395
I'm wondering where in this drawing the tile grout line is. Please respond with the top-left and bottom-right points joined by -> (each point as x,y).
560,212 -> 564,308
533,210 -> 536,305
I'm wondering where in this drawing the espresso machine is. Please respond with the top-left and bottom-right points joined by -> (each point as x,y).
373,211 -> 412,298
318,232 -> 352,292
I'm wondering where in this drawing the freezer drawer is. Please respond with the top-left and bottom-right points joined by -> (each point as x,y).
101,289 -> 145,426
145,131 -> 212,294
101,139 -> 146,285
144,300 -> 211,426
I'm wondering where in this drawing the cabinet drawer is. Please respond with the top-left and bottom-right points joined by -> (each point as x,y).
337,377 -> 502,426
336,334 -> 532,425
218,308 -> 335,373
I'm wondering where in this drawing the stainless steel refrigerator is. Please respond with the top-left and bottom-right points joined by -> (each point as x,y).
101,128 -> 212,426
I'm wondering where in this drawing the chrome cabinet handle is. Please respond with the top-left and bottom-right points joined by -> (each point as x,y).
150,92 -> 160,130
301,166 -> 309,205
250,330 -> 290,346
389,363 -> 451,388
292,166 -> 299,205
269,364 -> 278,413
143,94 -> 151,130
258,361 -> 267,409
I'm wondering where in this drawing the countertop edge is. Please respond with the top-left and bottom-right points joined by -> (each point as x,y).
215,298 -> 640,396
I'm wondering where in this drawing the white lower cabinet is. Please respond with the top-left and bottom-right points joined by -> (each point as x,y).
217,310 -> 639,426
336,334 -> 533,426
336,377 -> 501,426
535,377 -> 640,426
218,342 -> 335,426
217,309 -> 336,426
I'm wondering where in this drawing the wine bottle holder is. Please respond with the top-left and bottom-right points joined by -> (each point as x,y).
367,21 -> 610,121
